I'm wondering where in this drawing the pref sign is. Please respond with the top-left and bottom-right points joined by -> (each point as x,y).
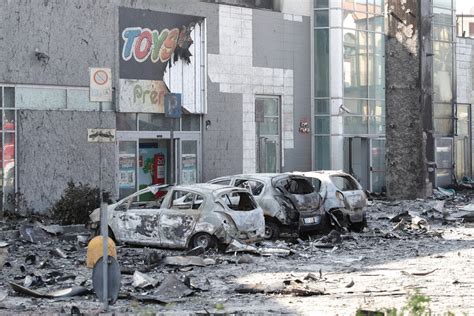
90,67 -> 112,102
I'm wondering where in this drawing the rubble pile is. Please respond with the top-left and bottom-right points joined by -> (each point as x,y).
0,189 -> 473,313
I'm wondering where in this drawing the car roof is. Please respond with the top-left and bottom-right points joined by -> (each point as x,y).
292,170 -> 352,178
213,173 -> 305,181
172,183 -> 250,197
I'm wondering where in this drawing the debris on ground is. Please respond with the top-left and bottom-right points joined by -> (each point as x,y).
9,282 -> 89,298
0,188 -> 473,314
132,271 -> 159,289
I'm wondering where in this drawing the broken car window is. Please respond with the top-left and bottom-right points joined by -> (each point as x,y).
311,178 -> 322,192
220,191 -> 257,211
282,178 -> 314,194
170,190 -> 204,210
235,180 -> 265,196
330,175 -> 359,191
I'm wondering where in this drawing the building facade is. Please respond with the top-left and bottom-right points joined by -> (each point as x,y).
0,0 -> 312,213
313,0 -> 471,195
313,0 -> 386,192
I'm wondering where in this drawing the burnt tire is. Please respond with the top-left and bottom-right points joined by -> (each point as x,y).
264,219 -> 280,240
350,216 -> 367,233
190,233 -> 216,250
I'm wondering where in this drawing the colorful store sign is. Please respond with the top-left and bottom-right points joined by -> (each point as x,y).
118,7 -> 203,113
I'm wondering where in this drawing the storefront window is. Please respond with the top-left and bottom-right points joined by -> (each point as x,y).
314,0 -> 328,9
182,115 -> 201,131
344,116 -> 369,134
139,114 -> 180,131
314,28 -> 330,97
315,99 -> 330,114
315,136 -> 330,170
0,86 -> 17,212
117,113 -> 137,131
315,10 -> 329,27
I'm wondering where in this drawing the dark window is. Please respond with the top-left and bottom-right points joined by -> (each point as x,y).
281,178 -> 314,194
220,192 -> 257,211
235,180 -> 265,195
170,190 -> 203,210
470,23 -> 474,36
330,175 -> 359,191
311,178 -> 322,192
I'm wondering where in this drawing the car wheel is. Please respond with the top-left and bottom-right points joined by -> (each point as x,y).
350,216 -> 367,232
264,220 -> 280,240
190,233 -> 216,250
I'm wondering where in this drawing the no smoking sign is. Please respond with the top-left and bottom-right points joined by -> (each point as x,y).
90,67 -> 112,102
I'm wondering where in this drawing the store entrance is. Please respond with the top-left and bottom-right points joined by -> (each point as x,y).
138,139 -> 172,201
117,131 -> 200,200
344,137 -> 386,192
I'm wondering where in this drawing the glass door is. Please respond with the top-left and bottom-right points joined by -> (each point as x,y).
370,138 -> 386,192
118,141 -> 137,200
181,140 -> 198,184
138,139 -> 172,200
344,137 -> 369,189
256,96 -> 280,173
117,131 -> 201,199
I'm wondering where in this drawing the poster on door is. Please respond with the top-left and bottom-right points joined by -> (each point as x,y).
119,153 -> 136,189
138,148 -> 167,189
181,153 -> 197,184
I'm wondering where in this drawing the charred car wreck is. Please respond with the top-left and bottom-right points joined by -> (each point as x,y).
89,184 -> 265,249
292,171 -> 368,232
209,174 -> 329,239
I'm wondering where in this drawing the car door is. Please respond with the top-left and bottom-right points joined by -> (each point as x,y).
216,189 -> 265,236
158,189 -> 204,248
111,196 -> 162,245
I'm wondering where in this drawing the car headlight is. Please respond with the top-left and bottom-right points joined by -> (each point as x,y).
336,191 -> 344,201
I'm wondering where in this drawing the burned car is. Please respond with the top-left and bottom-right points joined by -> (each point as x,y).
209,174 -> 329,239
89,184 -> 265,249
292,171 -> 368,232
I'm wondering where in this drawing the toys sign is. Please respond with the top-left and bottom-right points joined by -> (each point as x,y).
90,68 -> 112,102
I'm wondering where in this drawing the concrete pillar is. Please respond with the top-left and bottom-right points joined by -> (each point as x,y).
385,0 -> 431,199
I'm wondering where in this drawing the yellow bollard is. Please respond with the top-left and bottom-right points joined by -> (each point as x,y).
86,236 -> 117,269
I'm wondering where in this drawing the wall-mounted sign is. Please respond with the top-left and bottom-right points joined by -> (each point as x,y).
119,79 -> 169,113
118,7 -> 203,113
87,128 -> 116,143
89,68 -> 112,102
299,119 -> 310,134
119,7 -> 203,81
164,93 -> 182,118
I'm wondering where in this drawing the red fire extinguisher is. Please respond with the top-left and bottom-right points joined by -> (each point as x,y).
153,153 -> 166,197
153,153 -> 166,185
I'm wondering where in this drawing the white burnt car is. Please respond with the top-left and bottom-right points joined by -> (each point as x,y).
209,174 -> 329,239
89,184 -> 265,249
292,171 -> 368,232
